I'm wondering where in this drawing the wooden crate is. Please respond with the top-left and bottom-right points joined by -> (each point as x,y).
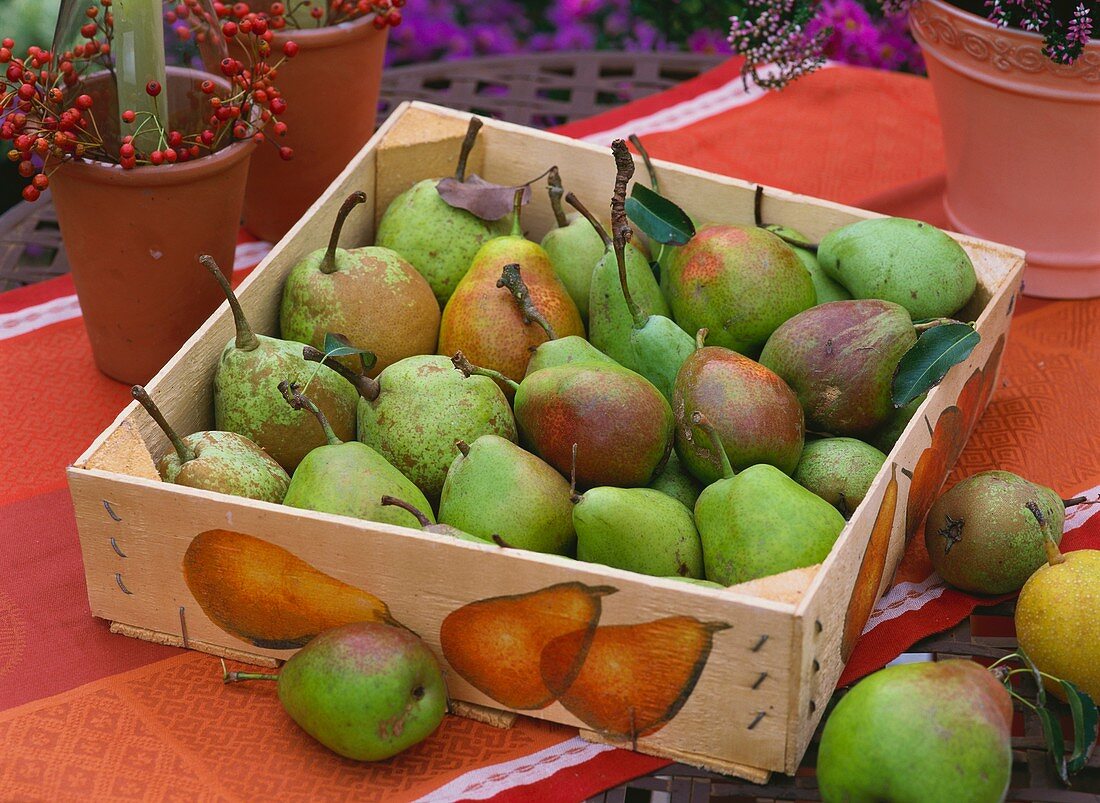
67,102 -> 1026,782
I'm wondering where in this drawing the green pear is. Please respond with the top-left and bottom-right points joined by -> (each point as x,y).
380,496 -> 492,544
539,169 -> 611,321
279,382 -> 432,528
648,450 -> 704,509
818,217 -> 977,319
758,299 -> 917,438
665,224 -> 815,356
307,349 -> 517,505
202,255 -> 359,472
227,622 -> 448,761
280,192 -> 440,377
131,385 -> 289,503
793,437 -> 887,518
438,435 -> 575,555
664,576 -> 724,589
925,470 -> 1075,595
581,142 -> 694,401
817,660 -> 1012,803
375,118 -> 510,304
578,150 -> 672,365
691,413 -> 845,584
764,224 -> 850,304
574,487 -> 703,578
524,335 -> 616,376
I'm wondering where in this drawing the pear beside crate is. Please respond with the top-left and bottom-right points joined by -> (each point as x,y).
68,102 -> 1025,782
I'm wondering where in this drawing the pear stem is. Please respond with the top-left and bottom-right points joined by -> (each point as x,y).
1063,496 -> 1088,508
450,351 -> 520,393
223,671 -> 279,684
455,439 -> 471,457
454,117 -> 482,182
1026,500 -> 1066,567
565,192 -> 611,248
497,263 -> 557,341
321,191 -> 367,275
302,345 -> 380,402
913,318 -> 959,333
610,139 -> 645,328
547,166 -> 568,228
695,328 -> 708,350
380,496 -> 431,527
691,410 -> 735,479
628,133 -> 660,193
506,186 -> 524,237
131,385 -> 195,465
753,187 -> 819,251
279,380 -> 341,446
200,254 -> 259,352
569,442 -> 581,504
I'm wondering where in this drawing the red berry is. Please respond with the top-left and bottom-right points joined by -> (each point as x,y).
201,79 -> 215,94
252,132 -> 264,144
120,157 -> 136,169
270,1 -> 285,12
372,15 -> 386,29
146,80 -> 161,96
121,109 -> 136,123
281,40 -> 298,58
18,160 -> 34,177
0,47 -> 11,63
86,5 -> 98,16
232,2 -> 247,16
386,9 -> 401,25
167,131 -> 183,148
47,87 -> 63,103
200,129 -> 215,144
17,83 -> 35,100
269,97 -> 287,115
189,145 -> 200,157
221,21 -> 237,36
150,150 -> 164,165
233,124 -> 247,138
75,93 -> 93,110
22,185 -> 40,202
6,64 -> 21,81
2,38 -> 13,47
81,22 -> 98,38
220,57 -> 239,76
310,6 -> 323,17
164,148 -> 178,163
120,143 -> 135,158
32,173 -> 49,190
278,145 -> 293,161
273,121 -> 288,136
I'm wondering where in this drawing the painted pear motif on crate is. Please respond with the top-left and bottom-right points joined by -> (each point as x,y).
954,334 -> 1006,445
902,407 -> 964,540
540,616 -> 730,739
440,582 -> 615,710
841,464 -> 899,661
183,530 -> 402,649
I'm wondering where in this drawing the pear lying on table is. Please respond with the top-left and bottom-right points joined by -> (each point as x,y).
131,385 -> 289,503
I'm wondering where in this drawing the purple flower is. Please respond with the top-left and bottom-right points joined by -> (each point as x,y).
686,28 -> 733,54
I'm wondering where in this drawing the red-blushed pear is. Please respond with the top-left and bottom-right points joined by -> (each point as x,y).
817,660 -> 1012,803
223,622 -> 447,761
131,385 -> 289,503
664,223 -> 814,357
439,582 -> 616,710
279,191 -> 440,377
438,189 -> 584,389
758,299 -> 917,439
674,329 -> 805,484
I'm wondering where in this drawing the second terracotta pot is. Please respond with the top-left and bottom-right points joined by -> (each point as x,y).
242,16 -> 389,243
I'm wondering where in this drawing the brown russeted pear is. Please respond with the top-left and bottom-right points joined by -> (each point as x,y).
375,117 -> 510,304
438,190 -> 585,387
818,217 -> 978,320
925,470 -> 1084,595
202,255 -> 358,472
305,346 -> 516,505
453,352 -> 675,488
758,299 -> 918,438
279,382 -> 432,528
280,191 -> 440,377
664,223 -> 814,356
692,413 -> 845,584
674,329 -> 805,484
793,437 -> 887,518
437,435 -> 575,555
440,582 -> 616,709
131,385 -> 289,503
380,495 -> 492,544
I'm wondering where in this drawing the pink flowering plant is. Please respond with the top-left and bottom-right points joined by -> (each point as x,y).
730,0 -> 1096,87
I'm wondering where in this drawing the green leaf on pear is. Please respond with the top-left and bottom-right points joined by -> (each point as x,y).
625,183 -> 694,246
891,323 -> 980,408
322,332 -> 377,372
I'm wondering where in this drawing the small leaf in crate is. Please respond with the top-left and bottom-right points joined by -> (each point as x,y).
625,183 -> 695,246
892,323 -> 980,407
436,176 -> 532,221
1058,679 -> 1098,774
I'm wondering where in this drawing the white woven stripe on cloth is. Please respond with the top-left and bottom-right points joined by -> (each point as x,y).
413,736 -> 616,803
0,239 -> 271,340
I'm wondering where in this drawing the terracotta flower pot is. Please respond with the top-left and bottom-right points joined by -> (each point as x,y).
242,16 -> 389,242
51,139 -> 255,384
910,0 -> 1100,298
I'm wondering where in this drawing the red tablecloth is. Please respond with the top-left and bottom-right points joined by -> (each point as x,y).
2,57 -> 1099,801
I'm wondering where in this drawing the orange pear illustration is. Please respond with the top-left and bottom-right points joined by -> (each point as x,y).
842,464 -> 898,661
440,582 -> 615,709
540,616 -> 730,738
183,529 -> 400,649
903,407 -> 963,540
